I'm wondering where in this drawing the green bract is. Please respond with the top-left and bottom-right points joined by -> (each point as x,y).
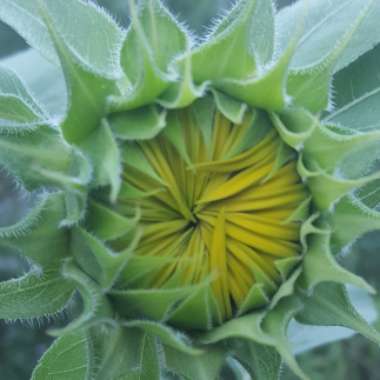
0,0 -> 380,379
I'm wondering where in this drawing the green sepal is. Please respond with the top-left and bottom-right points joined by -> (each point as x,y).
270,108 -> 317,150
164,345 -> 225,380
262,298 -> 309,380
158,46 -> 207,109
0,269 -> 74,321
238,284 -> 269,316
330,195 -> 380,253
0,125 -> 91,191
303,124 -> 380,173
121,142 -> 166,185
72,226 -> 140,291
49,260 -> 114,337
111,0 -> 188,111
217,32 -> 297,111
269,268 -> 302,310
232,340 -> 282,380
162,111 -> 192,165
0,192 -> 69,267
112,277 -> 217,330
32,330 -> 91,380
189,0 -> 258,83
122,320 -> 202,355
199,312 -> 272,346
0,67 -> 91,189
118,254 -> 178,287
86,200 -> 140,242
212,90 -> 247,125
109,105 -> 166,140
80,121 -> 122,202
299,213 -> 326,251
297,283 -> 380,346
191,96 -> 216,155
299,233 -> 375,294
298,155 -> 380,210
37,0 -> 120,143
111,285 -> 197,322
168,281 -> 219,330
62,191 -> 88,227
275,257 -> 303,281
200,299 -> 307,379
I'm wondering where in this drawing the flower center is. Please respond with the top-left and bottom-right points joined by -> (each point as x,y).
115,102 -> 308,321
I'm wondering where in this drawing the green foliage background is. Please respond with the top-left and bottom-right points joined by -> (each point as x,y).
0,0 -> 379,379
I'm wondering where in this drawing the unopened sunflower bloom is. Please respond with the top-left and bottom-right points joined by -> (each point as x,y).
0,0 -> 380,379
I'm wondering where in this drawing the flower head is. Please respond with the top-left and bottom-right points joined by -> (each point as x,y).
0,0 -> 380,379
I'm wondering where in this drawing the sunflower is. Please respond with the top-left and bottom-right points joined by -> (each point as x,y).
0,0 -> 380,379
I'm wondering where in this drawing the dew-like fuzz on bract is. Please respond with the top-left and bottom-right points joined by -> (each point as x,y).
106,103 -> 309,321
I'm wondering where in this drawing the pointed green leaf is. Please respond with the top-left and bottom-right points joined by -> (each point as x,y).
0,270 -> 73,320
218,32 -> 297,111
270,108 -> 317,150
250,0 -> 275,67
72,226 -> 140,291
164,345 -> 225,380
0,124 -> 90,190
1,49 -> 66,117
32,330 -> 91,380
158,46 -> 207,109
111,0 -> 188,111
36,0 -> 121,143
80,121 -> 122,202
122,320 -> 202,355
262,298 -> 309,380
0,65 -> 46,128
0,192 -> 69,267
290,285 -> 379,354
233,341 -> 282,380
269,268 -> 302,309
0,0 -> 123,76
168,283 -> 217,330
86,201 -> 140,242
130,333 -> 161,380
277,0 -> 380,72
162,111 -> 191,165
212,90 -> 247,125
90,326 -> 162,380
199,312 -> 272,346
298,155 -> 380,210
190,0 -> 258,83
49,260 -> 114,336
287,0 -> 374,113
0,66 -> 90,190
0,0 -> 59,65
297,283 -> 380,346
111,285 -> 195,322
109,105 -> 167,140
300,233 -> 374,294
330,195 -> 380,252
303,124 -> 380,174
324,43 -> 380,132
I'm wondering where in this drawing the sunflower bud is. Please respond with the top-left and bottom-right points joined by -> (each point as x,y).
1,0 -> 380,379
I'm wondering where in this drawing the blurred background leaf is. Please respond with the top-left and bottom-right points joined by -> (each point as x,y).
0,0 -> 379,379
